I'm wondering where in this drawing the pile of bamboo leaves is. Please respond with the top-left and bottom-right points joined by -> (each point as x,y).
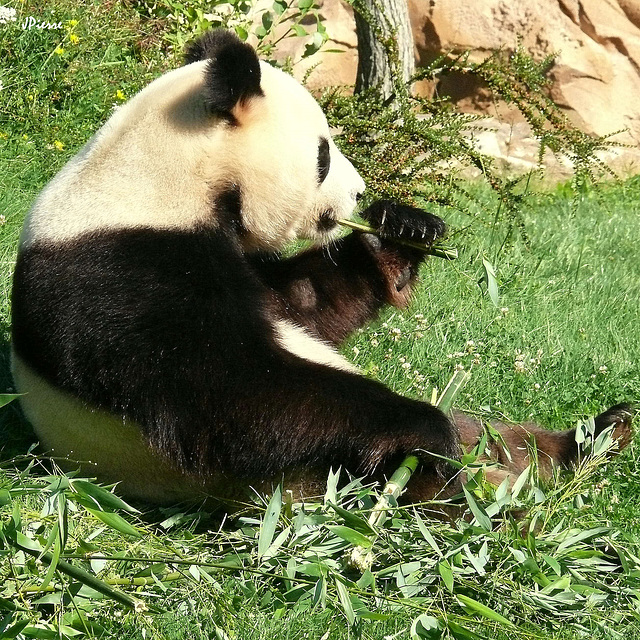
1,386 -> 640,639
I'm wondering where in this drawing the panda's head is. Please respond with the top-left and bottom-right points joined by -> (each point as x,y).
21,30 -> 365,252
185,30 -> 365,251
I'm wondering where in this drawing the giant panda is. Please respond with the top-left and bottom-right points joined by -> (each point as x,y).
11,30 -> 633,506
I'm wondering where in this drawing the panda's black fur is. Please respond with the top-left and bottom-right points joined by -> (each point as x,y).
11,30 -> 633,505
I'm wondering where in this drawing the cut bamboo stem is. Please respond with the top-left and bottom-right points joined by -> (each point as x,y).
337,218 -> 458,260
7,532 -> 149,612
20,572 -> 184,593
367,370 -> 471,529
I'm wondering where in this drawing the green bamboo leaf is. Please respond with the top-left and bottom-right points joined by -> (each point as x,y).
326,525 -> 372,548
462,486 -> 492,531
556,527 -> 610,553
0,394 -> 22,409
411,614 -> 441,639
261,526 -> 291,561
20,625 -> 59,639
414,510 -> 442,556
510,464 -> 530,500
437,559 -> 454,592
311,576 -> 326,608
457,594 -> 514,627
324,468 -> 339,505
1,619 -> 30,637
38,522 -> 62,592
329,503 -> 375,535
70,480 -> 138,513
14,531 -> 42,553
542,554 -> 562,576
335,578 -> 356,626
83,506 -> 141,538
447,620 -> 484,640
481,258 -> 500,307
258,485 -> 282,559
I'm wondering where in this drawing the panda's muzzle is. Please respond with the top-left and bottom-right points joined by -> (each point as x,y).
317,209 -> 337,232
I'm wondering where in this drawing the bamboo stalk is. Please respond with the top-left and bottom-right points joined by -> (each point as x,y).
20,572 -> 184,593
337,218 -> 458,260
367,455 -> 419,529
348,369 -> 472,572
370,370 -> 470,524
7,533 -> 149,612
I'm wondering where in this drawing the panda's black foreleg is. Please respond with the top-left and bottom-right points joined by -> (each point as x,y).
223,354 -> 462,491
251,201 -> 446,345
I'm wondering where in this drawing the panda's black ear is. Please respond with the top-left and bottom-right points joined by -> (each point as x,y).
184,30 -> 262,115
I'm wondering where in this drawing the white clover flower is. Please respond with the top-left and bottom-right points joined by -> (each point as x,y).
0,6 -> 17,24
599,365 -> 608,374
514,360 -> 526,373
401,362 -> 411,370
0,79 -> 3,91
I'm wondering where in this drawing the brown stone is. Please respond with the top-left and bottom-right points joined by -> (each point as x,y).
411,0 -> 640,145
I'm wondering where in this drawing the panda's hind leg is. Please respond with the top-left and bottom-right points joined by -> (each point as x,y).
452,404 -> 634,486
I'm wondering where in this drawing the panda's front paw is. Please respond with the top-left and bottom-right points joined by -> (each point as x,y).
361,200 -> 446,246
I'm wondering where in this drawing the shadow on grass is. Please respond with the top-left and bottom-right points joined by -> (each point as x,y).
0,330 -> 37,462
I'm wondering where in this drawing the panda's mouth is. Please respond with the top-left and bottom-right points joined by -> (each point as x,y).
317,209 -> 337,232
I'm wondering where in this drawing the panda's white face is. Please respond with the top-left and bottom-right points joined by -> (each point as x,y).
224,62 -> 365,251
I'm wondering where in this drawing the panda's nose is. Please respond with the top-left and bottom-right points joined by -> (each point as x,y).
354,190 -> 364,203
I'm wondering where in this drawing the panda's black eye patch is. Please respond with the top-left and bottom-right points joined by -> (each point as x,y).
317,137 -> 330,184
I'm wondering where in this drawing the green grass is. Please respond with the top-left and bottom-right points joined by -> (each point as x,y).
2,1 -> 640,638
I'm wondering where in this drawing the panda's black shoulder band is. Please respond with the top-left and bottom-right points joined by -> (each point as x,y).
185,30 -> 263,116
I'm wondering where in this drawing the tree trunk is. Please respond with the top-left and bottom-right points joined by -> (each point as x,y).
354,0 -> 415,99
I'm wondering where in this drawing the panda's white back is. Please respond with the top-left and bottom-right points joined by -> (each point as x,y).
20,62 -> 223,248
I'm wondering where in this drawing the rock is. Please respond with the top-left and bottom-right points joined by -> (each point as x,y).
411,0 -> 640,147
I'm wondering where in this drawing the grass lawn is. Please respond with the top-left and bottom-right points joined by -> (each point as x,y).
1,2 -> 640,639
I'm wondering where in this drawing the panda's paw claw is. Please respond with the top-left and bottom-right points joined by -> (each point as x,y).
361,200 -> 446,245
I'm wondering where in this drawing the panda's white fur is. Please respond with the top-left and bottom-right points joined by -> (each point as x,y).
20,60 -> 364,251
12,354 -> 203,503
